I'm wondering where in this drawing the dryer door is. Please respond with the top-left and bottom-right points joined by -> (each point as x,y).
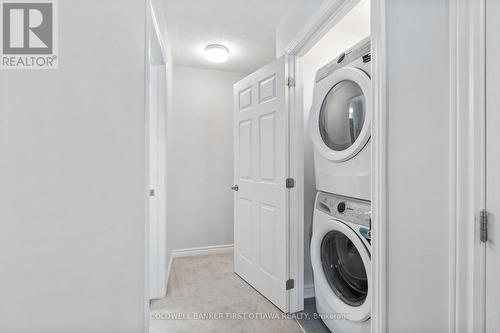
311,219 -> 371,322
310,67 -> 371,162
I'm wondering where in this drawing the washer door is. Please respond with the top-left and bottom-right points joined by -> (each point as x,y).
310,67 -> 371,162
311,219 -> 371,322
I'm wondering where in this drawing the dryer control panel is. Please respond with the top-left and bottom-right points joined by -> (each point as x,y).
316,191 -> 371,228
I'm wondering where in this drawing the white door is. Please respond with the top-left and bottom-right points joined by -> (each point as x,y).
486,0 -> 500,330
233,56 -> 290,312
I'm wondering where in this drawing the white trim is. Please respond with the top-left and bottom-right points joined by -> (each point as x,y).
149,1 -> 168,65
165,252 -> 174,294
371,0 -> 387,332
146,0 -> 168,303
448,0 -> 458,331
453,0 -> 486,332
286,45 -> 305,315
473,0 -> 486,331
144,1 -> 151,332
304,284 -> 315,299
171,244 -> 235,258
473,0 -> 486,330
284,0 -> 360,56
287,54 -> 305,314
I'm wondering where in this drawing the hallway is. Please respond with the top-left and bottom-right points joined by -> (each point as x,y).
150,253 -> 303,333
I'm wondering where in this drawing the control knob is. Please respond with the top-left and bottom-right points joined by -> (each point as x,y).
337,202 -> 346,213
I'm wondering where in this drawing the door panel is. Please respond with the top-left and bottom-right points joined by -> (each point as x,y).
238,198 -> 253,262
239,120 -> 253,180
260,113 -> 277,182
239,87 -> 253,110
233,56 -> 289,312
259,203 -> 278,277
259,74 -> 277,103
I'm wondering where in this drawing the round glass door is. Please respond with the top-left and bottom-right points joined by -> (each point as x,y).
318,80 -> 366,152
320,230 -> 368,307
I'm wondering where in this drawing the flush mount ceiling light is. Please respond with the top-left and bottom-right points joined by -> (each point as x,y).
205,44 -> 229,63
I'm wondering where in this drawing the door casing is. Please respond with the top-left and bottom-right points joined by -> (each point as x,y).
449,0 -> 486,332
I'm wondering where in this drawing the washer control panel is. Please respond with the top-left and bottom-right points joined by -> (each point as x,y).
316,192 -> 371,227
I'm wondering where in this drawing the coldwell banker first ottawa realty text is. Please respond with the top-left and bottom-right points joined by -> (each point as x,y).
1,0 -> 58,69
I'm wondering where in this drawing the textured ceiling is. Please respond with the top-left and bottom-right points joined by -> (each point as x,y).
160,0 -> 296,73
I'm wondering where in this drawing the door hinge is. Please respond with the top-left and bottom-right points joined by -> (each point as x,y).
286,178 -> 295,188
286,279 -> 294,290
480,210 -> 488,243
286,77 -> 295,88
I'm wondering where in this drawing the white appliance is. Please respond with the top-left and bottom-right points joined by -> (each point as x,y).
311,191 -> 371,333
309,38 -> 371,200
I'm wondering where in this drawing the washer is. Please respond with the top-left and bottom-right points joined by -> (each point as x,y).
309,38 -> 371,200
311,191 -> 371,333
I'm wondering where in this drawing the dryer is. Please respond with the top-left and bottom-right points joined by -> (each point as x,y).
309,38 -> 371,200
311,191 -> 371,333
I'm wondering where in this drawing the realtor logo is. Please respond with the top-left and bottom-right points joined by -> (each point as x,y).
1,0 -> 58,69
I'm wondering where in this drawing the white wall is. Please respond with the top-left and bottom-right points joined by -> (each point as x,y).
300,0 -> 370,294
168,66 -> 245,251
385,0 -> 451,331
0,1 -> 146,332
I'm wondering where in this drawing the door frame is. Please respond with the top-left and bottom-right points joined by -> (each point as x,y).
144,2 -> 151,331
145,0 -> 169,329
282,0 -> 388,329
147,17 -> 168,302
451,0 -> 486,331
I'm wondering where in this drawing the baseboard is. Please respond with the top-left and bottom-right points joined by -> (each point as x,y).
171,244 -> 234,258
165,253 -> 174,295
304,284 -> 315,299
165,244 -> 234,294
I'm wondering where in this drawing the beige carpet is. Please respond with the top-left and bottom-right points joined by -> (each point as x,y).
150,252 -> 303,333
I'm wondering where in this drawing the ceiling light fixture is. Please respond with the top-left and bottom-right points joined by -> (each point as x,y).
205,44 -> 229,63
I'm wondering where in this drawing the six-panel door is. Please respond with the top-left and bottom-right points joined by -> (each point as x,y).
233,56 -> 289,312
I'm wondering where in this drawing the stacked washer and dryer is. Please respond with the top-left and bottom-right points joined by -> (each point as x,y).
309,37 -> 372,333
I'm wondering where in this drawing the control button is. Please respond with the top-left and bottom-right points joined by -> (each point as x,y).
337,202 -> 346,213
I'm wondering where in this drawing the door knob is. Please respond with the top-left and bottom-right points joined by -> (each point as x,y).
231,185 -> 239,191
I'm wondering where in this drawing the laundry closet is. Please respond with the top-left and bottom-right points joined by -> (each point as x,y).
300,0 -> 371,301
299,1 -> 371,332
231,0 -> 371,331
